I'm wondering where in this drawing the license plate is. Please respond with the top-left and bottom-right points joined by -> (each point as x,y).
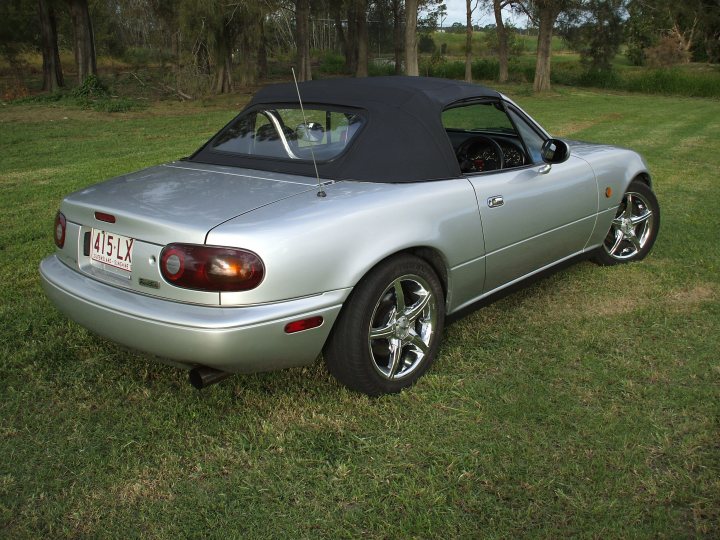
90,228 -> 134,272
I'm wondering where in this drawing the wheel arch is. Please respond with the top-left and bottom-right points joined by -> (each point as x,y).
634,172 -> 653,189
322,246 -> 451,344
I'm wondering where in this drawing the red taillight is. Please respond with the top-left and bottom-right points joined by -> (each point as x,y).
54,212 -> 66,248
160,243 -> 264,292
284,317 -> 324,334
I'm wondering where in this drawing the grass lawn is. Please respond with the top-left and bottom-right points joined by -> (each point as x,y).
1,85 -> 718,538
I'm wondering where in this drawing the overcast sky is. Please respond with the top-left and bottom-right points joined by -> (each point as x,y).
430,0 -> 527,28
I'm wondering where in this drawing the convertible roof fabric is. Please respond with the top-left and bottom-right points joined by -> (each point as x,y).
190,77 -> 502,183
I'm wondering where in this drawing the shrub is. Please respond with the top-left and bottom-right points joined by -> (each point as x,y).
644,34 -> 691,68
319,52 -> 346,75
418,34 -> 437,54
73,74 -> 108,99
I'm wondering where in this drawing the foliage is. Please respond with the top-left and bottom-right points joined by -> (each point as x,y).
72,74 -> 108,98
483,22 -> 526,57
625,0 -> 720,65
0,0 -> 36,70
319,52 -> 347,74
644,34 -> 692,68
558,0 -> 625,72
418,34 -> 437,54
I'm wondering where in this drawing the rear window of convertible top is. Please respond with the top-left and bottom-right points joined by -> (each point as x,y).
210,106 -> 365,162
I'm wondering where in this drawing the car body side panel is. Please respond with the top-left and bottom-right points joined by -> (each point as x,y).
469,157 -> 598,292
208,178 -> 488,312
570,144 -> 652,248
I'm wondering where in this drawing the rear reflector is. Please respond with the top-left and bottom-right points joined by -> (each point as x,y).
284,316 -> 324,334
94,211 -> 116,223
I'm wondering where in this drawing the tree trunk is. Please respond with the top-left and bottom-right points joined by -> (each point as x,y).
295,0 -> 312,81
332,2 -> 347,57
66,0 -> 97,84
38,0 -> 64,91
465,0 -> 473,81
237,30 -> 258,87
392,0 -> 403,75
213,26 -> 233,93
345,2 -> 359,73
257,17 -> 268,80
533,5 -> 555,92
404,0 -> 418,76
493,0 -> 509,82
355,0 -> 368,77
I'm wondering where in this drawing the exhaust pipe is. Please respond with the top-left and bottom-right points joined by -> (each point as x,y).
188,366 -> 233,389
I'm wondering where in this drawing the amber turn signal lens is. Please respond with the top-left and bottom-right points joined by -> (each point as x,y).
605,187 -> 613,198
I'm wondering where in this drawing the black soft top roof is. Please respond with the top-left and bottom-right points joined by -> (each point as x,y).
191,77 -> 503,183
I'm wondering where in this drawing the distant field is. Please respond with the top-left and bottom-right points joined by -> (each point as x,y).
1,87 -> 718,538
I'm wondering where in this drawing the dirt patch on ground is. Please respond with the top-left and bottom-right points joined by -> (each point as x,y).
666,284 -> 717,312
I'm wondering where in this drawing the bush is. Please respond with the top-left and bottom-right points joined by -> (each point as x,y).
621,68 -> 720,98
319,52 -> 346,75
418,34 -> 437,54
644,34 -> 691,68
73,74 -> 108,99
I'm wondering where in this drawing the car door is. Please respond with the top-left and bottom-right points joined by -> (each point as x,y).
444,101 -> 598,294
470,158 -> 597,292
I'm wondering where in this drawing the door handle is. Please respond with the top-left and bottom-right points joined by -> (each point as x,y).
487,195 -> 504,208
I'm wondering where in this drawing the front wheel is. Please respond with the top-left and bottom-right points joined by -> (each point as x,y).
323,254 -> 445,396
593,180 -> 660,266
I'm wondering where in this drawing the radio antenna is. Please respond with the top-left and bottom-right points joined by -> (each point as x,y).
291,68 -> 326,198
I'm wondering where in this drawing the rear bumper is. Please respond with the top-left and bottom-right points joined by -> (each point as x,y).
39,255 -> 349,373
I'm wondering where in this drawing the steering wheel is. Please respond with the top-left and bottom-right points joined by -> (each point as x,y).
456,135 -> 505,173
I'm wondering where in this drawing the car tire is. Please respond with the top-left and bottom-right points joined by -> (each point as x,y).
592,180 -> 660,266
323,254 -> 445,396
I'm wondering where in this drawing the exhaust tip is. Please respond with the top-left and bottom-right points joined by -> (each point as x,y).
189,366 -> 233,389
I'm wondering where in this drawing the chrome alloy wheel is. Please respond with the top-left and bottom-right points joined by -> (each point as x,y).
367,274 -> 438,381
604,191 -> 656,260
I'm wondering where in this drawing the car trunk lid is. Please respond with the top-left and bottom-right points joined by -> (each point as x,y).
61,161 -> 320,245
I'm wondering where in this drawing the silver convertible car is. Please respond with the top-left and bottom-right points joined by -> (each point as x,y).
40,77 -> 659,395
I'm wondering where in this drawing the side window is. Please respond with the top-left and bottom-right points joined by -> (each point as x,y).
442,101 -> 527,173
442,102 -> 515,132
507,108 -> 546,164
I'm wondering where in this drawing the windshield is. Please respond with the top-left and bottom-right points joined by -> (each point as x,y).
210,106 -> 364,162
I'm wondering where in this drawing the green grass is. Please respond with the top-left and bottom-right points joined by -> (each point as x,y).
1,88 -> 719,538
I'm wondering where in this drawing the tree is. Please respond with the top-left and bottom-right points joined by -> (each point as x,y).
179,0 -> 259,93
38,0 -> 64,91
625,0 -> 719,65
492,0 -> 512,82
558,0 -> 625,72
519,0 -> 577,92
353,0 -> 369,77
65,0 -> 97,84
0,0 -> 38,92
405,0 -> 419,75
295,0 -> 312,80
392,0 -> 404,74
465,0 -> 480,81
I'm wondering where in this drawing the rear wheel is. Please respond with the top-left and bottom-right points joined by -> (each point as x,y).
324,254 -> 445,396
593,180 -> 660,266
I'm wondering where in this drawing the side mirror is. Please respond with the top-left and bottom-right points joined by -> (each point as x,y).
541,138 -> 571,164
